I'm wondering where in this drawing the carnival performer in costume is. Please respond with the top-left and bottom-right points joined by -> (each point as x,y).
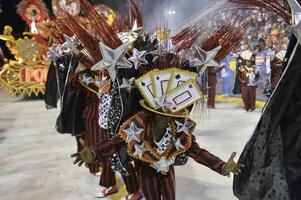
270,50 -> 285,91
44,1 -> 143,198
71,34 -> 245,199
238,50 -> 260,112
207,65 -> 225,109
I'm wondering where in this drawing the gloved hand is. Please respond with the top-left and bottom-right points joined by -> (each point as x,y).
222,152 -> 244,177
71,139 -> 96,167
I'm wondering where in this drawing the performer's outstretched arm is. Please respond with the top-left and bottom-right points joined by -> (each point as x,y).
186,135 -> 225,174
186,135 -> 244,176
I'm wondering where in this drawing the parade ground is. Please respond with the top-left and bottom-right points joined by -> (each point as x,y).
0,90 -> 261,200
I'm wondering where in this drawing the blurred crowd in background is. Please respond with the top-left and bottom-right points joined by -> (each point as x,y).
216,10 -> 290,98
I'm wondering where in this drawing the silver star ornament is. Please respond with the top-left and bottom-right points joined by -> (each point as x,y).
133,142 -> 146,157
194,46 -> 221,68
128,48 -> 149,69
175,120 -> 193,135
123,122 -> 144,142
153,95 -> 172,112
174,138 -> 185,150
81,73 -> 93,85
91,42 -> 131,81
120,77 -> 135,92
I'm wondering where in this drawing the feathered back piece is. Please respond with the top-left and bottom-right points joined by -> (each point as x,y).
214,25 -> 246,62
172,26 -> 202,53
229,0 -> 291,23
201,24 -> 231,51
55,12 -> 101,63
129,0 -> 143,28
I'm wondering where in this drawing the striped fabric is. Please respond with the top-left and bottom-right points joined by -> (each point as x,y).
81,93 -> 102,174
136,161 -> 176,200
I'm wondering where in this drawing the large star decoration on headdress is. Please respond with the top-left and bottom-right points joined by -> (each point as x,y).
132,19 -> 144,34
91,42 -> 131,81
128,48 -> 149,69
194,46 -> 221,68
287,0 -> 301,44
120,77 -> 135,92
154,95 -> 172,112
133,142 -> 146,158
123,122 -> 144,142
175,120 -> 193,135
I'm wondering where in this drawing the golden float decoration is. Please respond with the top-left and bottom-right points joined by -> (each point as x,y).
0,26 -> 49,97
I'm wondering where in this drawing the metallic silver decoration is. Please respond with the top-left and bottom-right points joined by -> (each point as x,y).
174,138 -> 185,150
194,45 -> 221,68
151,156 -> 175,173
133,142 -> 146,158
153,95 -> 172,112
91,42 -> 131,81
81,73 -> 93,85
123,122 -> 143,142
128,48 -> 149,69
175,120 -> 193,135
120,77 -> 135,92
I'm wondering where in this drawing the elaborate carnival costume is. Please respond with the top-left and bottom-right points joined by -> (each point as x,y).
71,15 -> 244,199
46,1 -> 145,199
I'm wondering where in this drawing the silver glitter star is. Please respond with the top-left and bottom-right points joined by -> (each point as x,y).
287,0 -> 301,44
151,156 -> 175,173
132,19 -> 144,34
128,48 -> 149,69
123,122 -> 143,142
91,42 -> 131,81
133,142 -> 146,157
153,95 -> 172,112
120,77 -> 135,92
174,138 -> 185,150
175,120 -> 193,135
81,73 -> 93,85
48,45 -> 60,62
61,34 -> 77,49
194,46 -> 221,68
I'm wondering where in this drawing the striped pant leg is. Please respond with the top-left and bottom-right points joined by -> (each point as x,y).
137,168 -> 160,200
160,166 -> 176,200
122,163 -> 140,194
84,119 -> 101,174
248,86 -> 257,111
98,128 -> 117,187
99,158 -> 117,187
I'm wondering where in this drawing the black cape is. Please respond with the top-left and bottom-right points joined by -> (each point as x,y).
44,54 -> 86,136
233,35 -> 301,200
